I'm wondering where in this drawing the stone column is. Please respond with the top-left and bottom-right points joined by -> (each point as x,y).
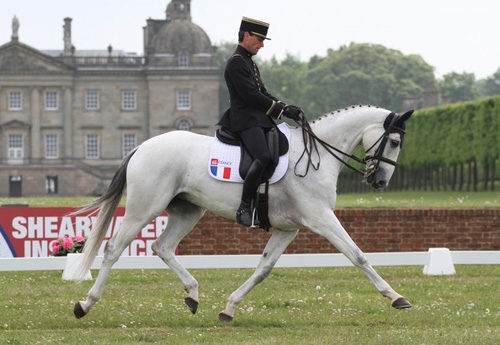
30,87 -> 41,162
145,80 -> 152,139
63,86 -> 73,162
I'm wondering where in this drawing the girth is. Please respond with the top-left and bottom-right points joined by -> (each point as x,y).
216,126 -> 289,182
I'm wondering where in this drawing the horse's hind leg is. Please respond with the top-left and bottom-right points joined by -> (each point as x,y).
219,229 -> 299,321
151,198 -> 205,314
76,210 -> 161,318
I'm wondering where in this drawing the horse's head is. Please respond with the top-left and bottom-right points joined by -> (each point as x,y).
362,110 -> 413,189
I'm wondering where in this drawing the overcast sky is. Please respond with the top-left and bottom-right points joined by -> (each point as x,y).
1,0 -> 498,79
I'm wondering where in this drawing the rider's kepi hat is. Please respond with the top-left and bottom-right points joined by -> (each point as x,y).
240,17 -> 271,40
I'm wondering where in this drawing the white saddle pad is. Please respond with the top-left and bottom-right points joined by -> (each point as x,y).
208,123 -> 290,184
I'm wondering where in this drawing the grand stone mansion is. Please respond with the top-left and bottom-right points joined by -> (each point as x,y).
0,0 -> 220,197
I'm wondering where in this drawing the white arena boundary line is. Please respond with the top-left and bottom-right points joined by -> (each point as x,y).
0,249 -> 498,273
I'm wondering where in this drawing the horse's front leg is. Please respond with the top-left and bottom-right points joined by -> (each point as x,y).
307,211 -> 411,309
219,229 -> 299,322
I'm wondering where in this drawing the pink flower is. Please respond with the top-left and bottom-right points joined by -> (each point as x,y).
62,236 -> 74,250
51,243 -> 61,254
74,236 -> 85,243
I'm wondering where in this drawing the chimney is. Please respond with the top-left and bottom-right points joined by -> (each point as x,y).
63,17 -> 72,55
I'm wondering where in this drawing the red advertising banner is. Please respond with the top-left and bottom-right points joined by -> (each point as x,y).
0,207 -> 168,258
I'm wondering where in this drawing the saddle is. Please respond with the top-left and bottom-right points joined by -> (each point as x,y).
216,126 -> 289,182
215,126 -> 288,231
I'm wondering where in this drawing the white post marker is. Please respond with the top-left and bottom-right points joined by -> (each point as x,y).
423,248 -> 456,275
62,253 -> 92,281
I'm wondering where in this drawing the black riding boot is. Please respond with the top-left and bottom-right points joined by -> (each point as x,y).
237,160 -> 264,227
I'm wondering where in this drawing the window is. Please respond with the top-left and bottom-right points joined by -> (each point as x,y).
85,90 -> 100,110
45,134 -> 59,159
8,134 -> 23,160
176,119 -> 192,131
46,176 -> 58,194
176,91 -> 191,110
85,134 -> 99,159
45,91 -> 58,110
122,90 -> 137,110
178,52 -> 189,67
8,91 -> 22,110
123,134 -> 136,157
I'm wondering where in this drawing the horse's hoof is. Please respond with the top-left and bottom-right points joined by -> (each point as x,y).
218,312 -> 233,322
184,297 -> 198,314
392,297 -> 412,309
74,302 -> 87,319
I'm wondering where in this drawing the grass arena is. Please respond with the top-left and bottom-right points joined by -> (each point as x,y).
1,192 -> 499,344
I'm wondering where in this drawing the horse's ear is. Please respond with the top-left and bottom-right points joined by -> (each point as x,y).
400,110 -> 414,122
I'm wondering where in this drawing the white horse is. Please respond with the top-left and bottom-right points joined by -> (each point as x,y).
73,105 -> 413,321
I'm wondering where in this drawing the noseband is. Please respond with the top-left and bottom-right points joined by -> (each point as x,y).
294,111 -> 406,179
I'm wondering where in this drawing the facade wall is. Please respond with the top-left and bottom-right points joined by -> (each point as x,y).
0,2 -> 220,197
147,73 -> 220,136
177,209 -> 500,255
0,165 -> 102,196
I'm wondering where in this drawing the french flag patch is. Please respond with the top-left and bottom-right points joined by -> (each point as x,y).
210,158 -> 232,179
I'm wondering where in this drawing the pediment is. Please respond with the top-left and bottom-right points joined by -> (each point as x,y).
0,119 -> 31,129
0,41 -> 72,73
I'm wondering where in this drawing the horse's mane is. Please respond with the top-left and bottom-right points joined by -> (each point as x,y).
309,104 -> 381,124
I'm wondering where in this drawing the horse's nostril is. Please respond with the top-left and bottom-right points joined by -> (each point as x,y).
378,180 -> 386,188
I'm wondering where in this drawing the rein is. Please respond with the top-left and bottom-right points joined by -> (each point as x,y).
293,110 -> 405,178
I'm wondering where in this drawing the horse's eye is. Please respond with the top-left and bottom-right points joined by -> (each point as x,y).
390,139 -> 400,148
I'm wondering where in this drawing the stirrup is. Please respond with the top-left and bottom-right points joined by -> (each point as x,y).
236,205 -> 260,228
250,207 -> 259,228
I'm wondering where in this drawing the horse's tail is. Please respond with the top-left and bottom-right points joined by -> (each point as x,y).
74,147 -> 138,283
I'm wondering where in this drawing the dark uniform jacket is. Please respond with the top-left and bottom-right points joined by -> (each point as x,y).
217,45 -> 283,132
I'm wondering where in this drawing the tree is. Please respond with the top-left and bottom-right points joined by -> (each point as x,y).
478,67 -> 500,97
259,54 -> 308,109
304,43 -> 436,116
439,72 -> 480,103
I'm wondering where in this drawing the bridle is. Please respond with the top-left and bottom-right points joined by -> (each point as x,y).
293,110 -> 406,180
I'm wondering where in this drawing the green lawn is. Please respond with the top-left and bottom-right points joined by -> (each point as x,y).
0,266 -> 498,344
1,192 -> 498,344
335,190 -> 500,208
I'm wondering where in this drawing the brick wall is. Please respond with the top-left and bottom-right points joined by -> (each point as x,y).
177,209 -> 500,255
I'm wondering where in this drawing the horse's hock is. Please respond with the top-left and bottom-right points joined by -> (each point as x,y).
179,208 -> 499,255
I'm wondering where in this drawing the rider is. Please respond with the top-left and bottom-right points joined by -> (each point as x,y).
217,17 -> 302,227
